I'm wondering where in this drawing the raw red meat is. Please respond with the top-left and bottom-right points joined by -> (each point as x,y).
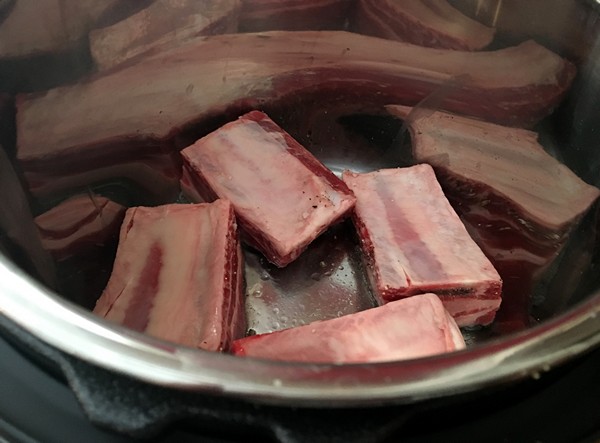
355,0 -> 495,50
181,110 -> 356,267
93,200 -> 244,351
239,0 -> 350,32
0,0 -> 146,59
388,105 -> 600,331
343,165 -> 502,327
232,293 -> 465,363
16,32 -> 574,201
34,193 -> 126,261
90,0 -> 240,71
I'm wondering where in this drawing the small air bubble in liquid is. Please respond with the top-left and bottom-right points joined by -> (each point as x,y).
338,265 -> 344,270
291,319 -> 298,326
253,289 -> 262,298
324,270 -> 333,276
310,272 -> 321,281
273,307 -> 280,315
300,320 -> 307,325
260,271 -> 270,280
280,315 -> 289,324
319,261 -> 327,268
337,311 -> 343,317
272,321 -> 281,329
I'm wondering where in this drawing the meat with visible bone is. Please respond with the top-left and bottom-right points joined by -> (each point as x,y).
232,293 -> 465,363
181,110 -> 356,267
355,0 -> 495,50
388,105 -> 600,331
93,200 -> 244,351
34,194 -> 126,261
90,0 -> 241,71
343,165 -> 502,327
239,0 -> 350,32
16,32 -> 575,201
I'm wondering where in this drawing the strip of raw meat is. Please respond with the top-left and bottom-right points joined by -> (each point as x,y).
343,164 -> 502,327
355,0 -> 495,50
388,105 -> 600,331
239,0 -> 350,32
232,293 -> 465,363
90,0 -> 240,71
16,32 -> 575,201
181,110 -> 356,267
0,0 -> 141,59
93,200 -> 245,351
34,194 -> 126,261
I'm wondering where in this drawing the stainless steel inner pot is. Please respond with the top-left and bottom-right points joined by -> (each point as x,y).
0,0 -> 599,407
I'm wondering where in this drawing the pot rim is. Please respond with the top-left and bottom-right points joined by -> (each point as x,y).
1,254 -> 599,407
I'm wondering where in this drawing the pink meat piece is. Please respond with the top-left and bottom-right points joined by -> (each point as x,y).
93,200 -> 245,351
232,293 -> 465,363
355,0 -> 495,50
239,0 -> 350,32
34,194 -> 126,261
343,164 -> 502,327
90,0 -> 240,71
0,0 -> 145,59
181,110 -> 356,267
388,105 -> 600,331
16,32 -> 574,201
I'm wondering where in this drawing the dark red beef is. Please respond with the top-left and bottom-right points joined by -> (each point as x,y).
94,200 -> 245,351
17,32 -> 575,201
343,165 -> 502,327
90,0 -> 241,71
355,0 -> 495,50
232,293 -> 465,363
239,0 -> 351,32
181,111 -> 356,267
389,105 -> 600,331
34,193 -> 126,261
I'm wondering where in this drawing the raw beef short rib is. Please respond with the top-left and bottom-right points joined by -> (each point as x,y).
388,105 -> 600,331
232,293 -> 465,363
343,165 -> 502,327
355,0 -> 495,50
16,32 -> 575,201
34,193 -> 126,261
93,200 -> 245,352
181,110 -> 356,267
90,0 -> 240,71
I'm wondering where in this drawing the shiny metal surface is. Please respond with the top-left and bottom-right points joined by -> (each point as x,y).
1,252 -> 599,405
0,0 -> 600,407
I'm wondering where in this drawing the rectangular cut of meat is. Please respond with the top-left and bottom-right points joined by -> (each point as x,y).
181,110 -> 356,267
388,105 -> 600,331
34,194 -> 127,261
355,0 -> 495,50
239,0 -> 350,32
93,200 -> 245,351
343,164 -> 502,327
0,0 -> 136,59
90,0 -> 240,71
232,293 -> 465,363
16,31 -> 574,201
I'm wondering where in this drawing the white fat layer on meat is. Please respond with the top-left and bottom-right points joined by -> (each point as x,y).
235,293 -> 465,364
344,165 -> 500,290
97,200 -> 232,350
183,118 -> 355,258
